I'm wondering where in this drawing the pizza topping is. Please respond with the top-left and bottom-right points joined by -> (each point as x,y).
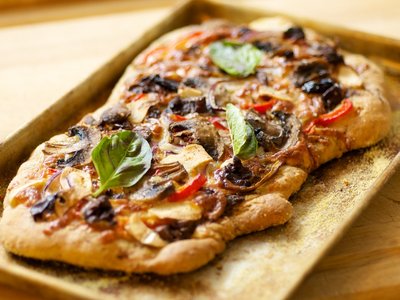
127,213 -> 167,247
216,156 -> 255,187
91,131 -> 152,197
130,181 -> 175,202
194,188 -> 227,220
168,173 -> 207,202
30,193 -> 63,221
43,125 -> 101,168
283,26 -> 305,41
293,61 -> 330,87
169,118 -> 224,160
167,96 -> 209,115
161,144 -> 213,176
82,195 -> 116,227
99,103 -> 131,129
154,220 -> 198,242
226,104 -> 258,160
209,41 -> 263,77
153,162 -> 188,182
127,95 -> 159,124
148,201 -> 202,221
305,98 -> 353,132
128,74 -> 179,94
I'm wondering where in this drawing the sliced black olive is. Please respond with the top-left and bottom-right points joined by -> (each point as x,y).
155,220 -> 198,242
30,193 -> 64,222
322,83 -> 343,111
147,106 -> 161,119
129,74 -> 179,94
83,196 -> 116,226
218,156 -> 255,187
293,61 -> 330,87
301,77 -> 335,94
283,26 -> 305,41
167,96 -> 209,115
99,103 -> 131,126
315,45 -> 344,65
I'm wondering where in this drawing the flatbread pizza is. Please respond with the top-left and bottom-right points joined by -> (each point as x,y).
0,18 -> 391,274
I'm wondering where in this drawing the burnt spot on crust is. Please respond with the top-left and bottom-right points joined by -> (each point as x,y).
83,196 -> 116,226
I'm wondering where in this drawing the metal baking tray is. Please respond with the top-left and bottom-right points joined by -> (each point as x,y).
1,0 -> 399,299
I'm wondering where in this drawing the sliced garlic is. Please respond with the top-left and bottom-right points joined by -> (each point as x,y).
148,201 -> 202,221
161,144 -> 212,176
126,213 -> 167,248
337,65 -> 363,88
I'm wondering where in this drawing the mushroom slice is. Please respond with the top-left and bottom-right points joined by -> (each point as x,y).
127,94 -> 159,123
126,213 -> 167,248
161,144 -> 212,176
43,125 -> 101,167
258,86 -> 293,102
337,65 -> 363,88
148,201 -> 202,221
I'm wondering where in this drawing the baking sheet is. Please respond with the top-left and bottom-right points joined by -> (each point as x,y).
0,1 -> 400,299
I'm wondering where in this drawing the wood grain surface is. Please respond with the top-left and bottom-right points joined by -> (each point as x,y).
0,0 -> 399,299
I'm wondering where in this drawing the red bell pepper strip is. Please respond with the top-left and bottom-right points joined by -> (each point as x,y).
170,114 -> 187,122
168,174 -> 207,202
210,117 -> 228,130
126,93 -> 145,103
173,31 -> 204,49
252,100 -> 277,114
141,46 -> 168,64
304,99 -> 353,132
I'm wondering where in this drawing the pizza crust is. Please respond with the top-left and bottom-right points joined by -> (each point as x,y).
0,18 -> 391,274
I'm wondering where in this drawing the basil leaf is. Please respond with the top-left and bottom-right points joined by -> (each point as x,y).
91,131 -> 152,197
209,41 -> 263,77
226,104 -> 258,159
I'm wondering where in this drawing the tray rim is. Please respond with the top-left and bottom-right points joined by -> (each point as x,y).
0,0 -> 400,299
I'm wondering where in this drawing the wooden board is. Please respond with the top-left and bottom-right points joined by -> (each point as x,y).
0,0 -> 398,300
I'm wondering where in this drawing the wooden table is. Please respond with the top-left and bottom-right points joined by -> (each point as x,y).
0,0 -> 399,299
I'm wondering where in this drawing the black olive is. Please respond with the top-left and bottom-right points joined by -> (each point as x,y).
83,196 -> 116,226
283,26 -> 305,41
155,220 -> 198,242
129,74 -> 179,94
224,194 -> 244,215
293,61 -> 330,87
30,193 -> 63,221
220,156 -> 254,187
282,49 -> 294,59
253,41 -> 276,52
147,106 -> 161,119
322,83 -> 343,111
301,77 -> 335,94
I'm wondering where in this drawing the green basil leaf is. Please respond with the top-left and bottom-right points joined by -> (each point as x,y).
209,41 -> 263,77
226,104 -> 258,159
91,130 -> 152,197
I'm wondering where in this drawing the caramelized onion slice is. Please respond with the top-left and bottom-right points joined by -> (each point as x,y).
126,213 -> 167,248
